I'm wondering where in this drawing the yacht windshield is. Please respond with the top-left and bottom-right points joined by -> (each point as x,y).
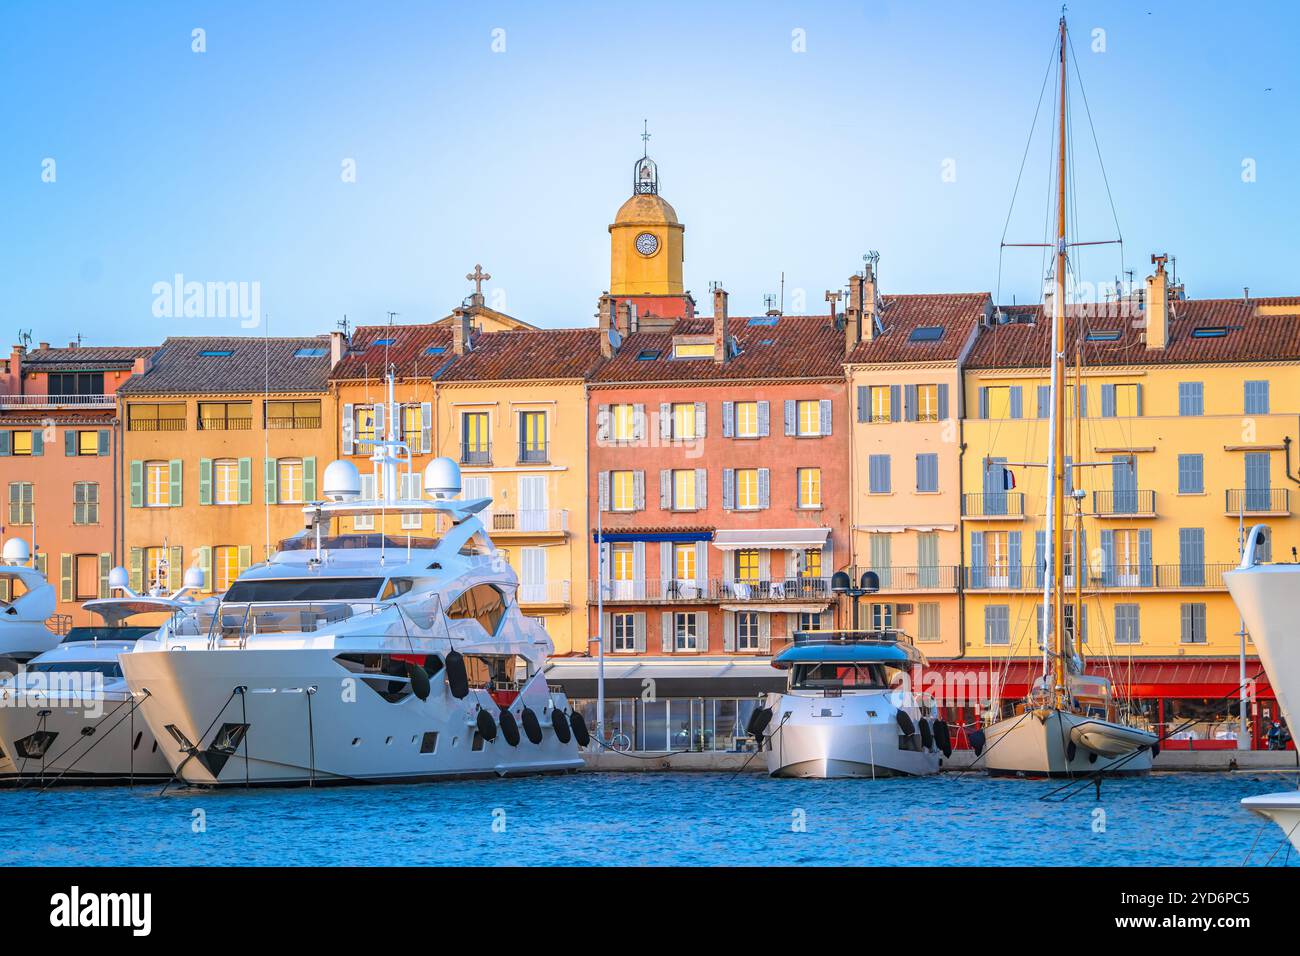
278,534 -> 440,552
791,662 -> 888,691
61,625 -> 156,644
223,578 -> 386,603
26,661 -> 123,678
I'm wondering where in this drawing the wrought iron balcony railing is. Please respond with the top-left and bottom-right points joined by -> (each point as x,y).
460,446 -> 491,466
1225,488 -> 1290,515
962,492 -> 1025,518
484,508 -> 569,535
516,580 -> 571,606
1093,489 -> 1156,516
589,577 -> 834,603
849,565 -> 961,591
0,393 -> 114,409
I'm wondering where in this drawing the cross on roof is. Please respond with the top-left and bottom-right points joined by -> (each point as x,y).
641,120 -> 651,157
466,264 -> 491,297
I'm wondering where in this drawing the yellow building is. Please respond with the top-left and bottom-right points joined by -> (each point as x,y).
117,336 -> 336,594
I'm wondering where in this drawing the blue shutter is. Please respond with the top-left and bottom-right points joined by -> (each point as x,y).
903,384 -> 917,422
1037,385 -> 1051,419
1179,528 -> 1205,586
856,387 -> 868,423
1008,386 -> 1022,419
889,385 -> 902,422
1245,380 -> 1269,414
722,401 -> 735,437
1008,530 -> 1022,588
978,387 -> 989,419
1076,384 -> 1087,418
969,532 -> 985,588
1100,530 -> 1116,586
1138,529 -> 1153,587
1034,530 -> 1046,588
1101,384 -> 1116,418
937,384 -> 949,420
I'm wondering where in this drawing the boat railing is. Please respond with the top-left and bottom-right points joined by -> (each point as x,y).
791,628 -> 914,647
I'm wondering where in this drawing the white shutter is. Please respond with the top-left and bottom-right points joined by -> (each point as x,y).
341,403 -> 355,455
597,471 -> 610,511
659,403 -> 672,440
724,612 -> 736,652
521,547 -> 546,603
596,404 -> 611,442
758,468 -> 771,509
694,401 -> 706,437
695,469 -> 707,509
819,399 -> 832,435
758,614 -> 771,652
757,401 -> 770,437
695,541 -> 708,592
632,541 -> 646,600
661,612 -> 673,653
373,403 -> 385,438
722,401 -> 735,437
659,542 -> 672,600
420,402 -> 432,455
660,469 -> 672,509
783,400 -> 796,435
633,471 -> 645,510
633,403 -> 646,441
696,613 -> 710,653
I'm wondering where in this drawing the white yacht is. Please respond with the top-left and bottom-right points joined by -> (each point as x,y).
1224,525 -> 1300,851
0,568 -> 213,786
753,629 -> 944,778
119,375 -> 584,787
0,538 -> 60,671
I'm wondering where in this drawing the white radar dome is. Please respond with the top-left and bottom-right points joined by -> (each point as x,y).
424,457 -> 463,500
322,460 -> 362,501
108,566 -> 130,591
2,538 -> 31,565
183,566 -> 205,591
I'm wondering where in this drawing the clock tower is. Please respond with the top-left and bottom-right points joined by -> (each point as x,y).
609,147 -> 686,299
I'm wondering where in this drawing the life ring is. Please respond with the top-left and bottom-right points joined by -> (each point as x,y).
445,650 -> 469,699
520,707 -> 543,745
499,708 -> 521,747
476,708 -> 498,742
570,711 -> 591,747
551,708 -> 572,744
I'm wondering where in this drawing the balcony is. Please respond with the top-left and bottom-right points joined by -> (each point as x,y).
855,565 -> 960,592
199,416 -> 253,431
485,508 -> 569,537
590,577 -> 834,604
266,416 -> 321,430
0,393 -> 114,409
460,446 -> 491,466
1093,489 -> 1156,518
964,562 -> 1236,591
517,580 -> 571,609
962,492 -> 1025,519
1225,488 -> 1290,516
517,444 -> 549,464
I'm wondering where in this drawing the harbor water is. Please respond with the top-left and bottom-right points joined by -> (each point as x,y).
3,771 -> 1296,866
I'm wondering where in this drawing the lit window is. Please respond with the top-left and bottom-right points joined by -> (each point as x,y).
611,471 -> 636,511
128,403 -> 185,432
402,406 -> 424,454
802,548 -> 822,580
798,467 -> 821,508
735,401 -> 759,438
735,549 -> 759,583
145,461 -> 169,507
671,403 -> 699,440
870,387 -> 891,423
11,431 -> 31,456
520,411 -> 546,461
355,406 -> 377,450
77,431 -> 99,455
461,412 -> 489,461
213,459 -> 239,505
796,400 -> 821,436
278,459 -> 304,504
673,543 -> 696,582
611,404 -> 636,442
672,342 -> 713,359
917,384 -> 940,422
736,468 -> 759,509
672,469 -> 696,510
986,531 -> 1011,585
142,547 -> 166,591
213,546 -> 240,592
612,544 -> 634,582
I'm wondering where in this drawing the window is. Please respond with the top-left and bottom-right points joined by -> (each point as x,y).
213,546 -> 240,592
145,461 -> 169,507
1114,383 -> 1140,417
48,371 -> 103,396
985,605 -> 1010,645
402,405 -> 425,455
1180,603 -> 1207,644
986,531 -> 1011,586
266,398 -> 319,429
11,431 -> 32,456
1115,604 -> 1141,645
796,400 -> 821,436
918,603 -> 940,642
128,403 -> 186,431
199,401 -> 253,430
869,603 -> 894,631
294,347 -> 327,358
353,405 -> 376,450
909,326 -> 944,342
611,471 -> 636,511
673,543 -> 696,582
671,403 -> 700,440
73,482 -> 98,525
869,386 -> 892,423
447,583 -> 507,635
735,469 -> 760,509
7,482 -> 33,525
735,549 -> 759,584
277,459 -> 304,504
75,431 -> 99,455
915,453 -> 939,493
1177,454 -> 1204,494
985,386 -> 1011,420
672,341 -> 713,359
1113,529 -> 1143,583
671,469 -> 696,510
736,611 -> 760,651
461,412 -> 489,464
916,384 -> 940,422
519,411 -> 547,462
142,546 -> 167,592
354,475 -> 376,529
199,349 -> 234,357
612,613 -> 636,653
798,467 -> 822,508
802,548 -> 822,580
611,404 -> 636,441
1244,380 -> 1270,415
868,454 -> 891,494
797,611 -> 822,632
735,401 -> 759,438
673,612 -> 699,651
213,459 -> 240,505
1177,382 -> 1204,417
612,544 -> 634,583
74,554 -> 100,601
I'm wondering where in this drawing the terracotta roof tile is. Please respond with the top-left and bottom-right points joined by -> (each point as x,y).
439,329 -> 607,382
845,293 -> 991,364
117,336 -> 331,395
21,345 -> 156,370
329,325 -> 455,381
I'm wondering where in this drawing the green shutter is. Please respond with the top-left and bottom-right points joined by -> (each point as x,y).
197,546 -> 212,592
237,545 -> 252,574
129,460 -> 143,508
303,457 -> 317,501
98,429 -> 110,456
34,553 -> 46,577
98,553 -> 111,598
169,459 -> 182,506
0,431 -> 9,455
199,458 -> 213,505
64,431 -> 76,456
128,547 -> 143,592
31,430 -> 43,456
264,457 -> 278,505
238,457 -> 252,504
169,546 -> 183,591
60,553 -> 72,603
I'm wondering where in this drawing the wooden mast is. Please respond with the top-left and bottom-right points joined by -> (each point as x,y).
1051,14 -> 1069,708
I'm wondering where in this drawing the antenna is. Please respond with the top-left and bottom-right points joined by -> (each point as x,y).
779,272 -> 785,315
763,293 -> 778,314
17,329 -> 32,349
337,316 -> 350,337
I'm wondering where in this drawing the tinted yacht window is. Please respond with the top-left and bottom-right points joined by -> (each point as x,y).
223,578 -> 385,603
446,584 -> 506,635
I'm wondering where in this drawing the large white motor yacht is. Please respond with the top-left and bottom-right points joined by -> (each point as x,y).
1224,524 -> 1300,851
0,538 -> 60,671
119,376 -> 584,787
0,568 -> 214,785
754,628 -> 944,778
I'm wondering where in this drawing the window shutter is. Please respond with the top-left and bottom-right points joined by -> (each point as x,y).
969,532 -> 985,588
1008,530 -> 1022,586
904,384 -> 917,422
695,468 -> 707,509
303,457 -> 317,501
819,399 -> 832,435
758,613 -> 771,652
757,401 -> 770,436
857,385 -> 869,423
238,545 -> 252,574
659,403 -> 672,440
937,383 -> 950,421
661,612 -> 673,653
783,400 -> 796,435
660,469 -> 671,509
722,469 -> 735,510
1101,384 -> 1116,417
724,613 -> 735,652
695,541 -> 708,591
632,541 -> 646,600
598,542 -> 612,593
695,401 -> 707,438
129,460 -> 143,507
596,404 -> 610,443
169,545 -> 184,591
197,547 -> 212,592
890,385 -> 902,422
1034,530 -> 1046,588
168,459 -> 183,506
420,402 -> 432,454
373,403 -> 385,438
1100,529 -> 1116,586
128,547 -> 143,592
1037,385 -> 1051,419
597,472 -> 609,511
1009,386 -> 1022,419
60,553 -> 73,602
633,612 -> 647,653
722,401 -> 735,437
633,404 -> 646,441
341,403 -> 354,455
659,542 -> 672,597
1138,529 -> 1153,586
1135,383 -> 1144,417
238,457 -> 252,505
1077,385 -> 1087,418
601,612 -> 612,653
0,432 -> 9,455
64,430 -> 76,456
98,553 -> 112,598
758,468 -> 770,509
632,471 -> 645,510
978,387 -> 989,419
1180,603 -> 1192,643
199,458 -> 213,505
264,457 -> 278,505
31,430 -> 42,456
696,613 -> 710,653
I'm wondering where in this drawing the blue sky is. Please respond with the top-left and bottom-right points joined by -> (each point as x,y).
2,0 -> 1297,345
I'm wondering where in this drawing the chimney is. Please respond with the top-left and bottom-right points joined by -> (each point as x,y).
38,342 -> 49,351
712,286 -> 729,364
615,302 -> 632,340
597,293 -> 616,358
845,274 -> 863,352
329,330 -> 347,368
1145,254 -> 1169,350
862,263 -> 878,343
452,308 -> 474,355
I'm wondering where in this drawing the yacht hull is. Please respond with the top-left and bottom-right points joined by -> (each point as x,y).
983,709 -> 1154,777
763,691 -> 941,778
1242,792 -> 1300,852
120,647 -> 584,787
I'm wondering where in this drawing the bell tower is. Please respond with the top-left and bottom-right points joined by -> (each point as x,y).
609,127 -> 685,298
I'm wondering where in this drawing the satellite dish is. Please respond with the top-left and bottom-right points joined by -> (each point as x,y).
182,566 -> 205,591
108,566 -> 130,590
322,460 -> 362,501
424,457 -> 463,500
2,539 -> 31,565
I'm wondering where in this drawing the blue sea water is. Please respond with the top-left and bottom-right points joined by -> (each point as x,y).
2,771 -> 1296,867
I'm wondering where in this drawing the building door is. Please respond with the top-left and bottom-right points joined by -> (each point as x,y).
520,546 -> 546,604
518,475 -> 547,531
983,456 -> 1008,515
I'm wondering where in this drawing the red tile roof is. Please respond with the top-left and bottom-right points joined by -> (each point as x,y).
21,345 -> 156,371
329,325 -> 455,382
845,293 -> 991,364
590,315 -> 845,384
439,329 -> 607,382
118,337 -> 330,394
966,297 -> 1300,369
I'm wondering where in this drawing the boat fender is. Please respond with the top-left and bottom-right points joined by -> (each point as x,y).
919,718 -> 934,750
423,654 -> 445,678
933,719 -> 953,757
405,662 -> 431,701
746,706 -> 773,739
1151,740 -> 1160,758
551,708 -> 573,745
570,710 -> 591,748
969,729 -> 986,757
895,710 -> 916,736
476,708 -> 498,742
1066,740 -> 1078,762
499,708 -> 521,747
445,650 -> 469,699
1088,751 -> 1097,763
521,706 -> 544,745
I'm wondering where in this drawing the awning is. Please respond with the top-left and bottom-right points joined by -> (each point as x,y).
712,528 -> 830,551
720,603 -> 829,614
544,656 -> 785,698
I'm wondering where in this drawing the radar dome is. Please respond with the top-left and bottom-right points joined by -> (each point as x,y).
2,538 -> 31,564
108,566 -> 130,591
322,460 -> 362,501
424,457 -> 463,500
183,566 -> 205,590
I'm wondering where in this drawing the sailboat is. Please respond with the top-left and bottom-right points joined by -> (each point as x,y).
980,16 -> 1159,777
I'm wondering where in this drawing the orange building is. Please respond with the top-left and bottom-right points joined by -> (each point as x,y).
0,341 -> 154,624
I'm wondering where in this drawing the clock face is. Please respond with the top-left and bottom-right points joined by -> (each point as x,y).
634,232 -> 660,256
